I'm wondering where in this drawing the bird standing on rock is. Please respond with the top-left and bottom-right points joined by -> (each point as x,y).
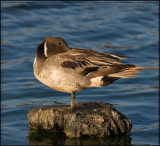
33,37 -> 156,109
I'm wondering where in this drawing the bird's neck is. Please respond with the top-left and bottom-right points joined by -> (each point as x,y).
33,49 -> 46,69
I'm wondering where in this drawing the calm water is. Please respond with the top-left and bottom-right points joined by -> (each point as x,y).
1,1 -> 159,145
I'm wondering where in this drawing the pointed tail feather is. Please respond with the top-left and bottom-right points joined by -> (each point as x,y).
136,67 -> 159,70
108,66 -> 158,78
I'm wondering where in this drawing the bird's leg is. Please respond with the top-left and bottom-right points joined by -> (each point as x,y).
71,92 -> 76,110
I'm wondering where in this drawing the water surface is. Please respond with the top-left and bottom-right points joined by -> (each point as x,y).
1,1 -> 159,145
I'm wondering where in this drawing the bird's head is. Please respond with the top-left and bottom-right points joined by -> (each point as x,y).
37,37 -> 70,59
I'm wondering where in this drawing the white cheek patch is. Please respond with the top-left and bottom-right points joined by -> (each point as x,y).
44,41 -> 48,57
34,56 -> 37,64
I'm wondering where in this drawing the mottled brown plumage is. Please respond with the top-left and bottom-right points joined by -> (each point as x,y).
33,37 -> 156,109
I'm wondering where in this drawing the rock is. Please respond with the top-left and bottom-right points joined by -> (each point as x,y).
27,101 -> 132,138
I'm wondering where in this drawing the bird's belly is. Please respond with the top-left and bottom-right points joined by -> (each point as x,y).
49,83 -> 85,93
34,70 -> 88,93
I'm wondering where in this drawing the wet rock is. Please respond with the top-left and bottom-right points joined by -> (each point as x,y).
27,101 -> 132,138
27,129 -> 132,145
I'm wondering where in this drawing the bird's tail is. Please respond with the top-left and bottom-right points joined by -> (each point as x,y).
136,67 -> 158,70
88,65 -> 158,87
108,66 -> 158,78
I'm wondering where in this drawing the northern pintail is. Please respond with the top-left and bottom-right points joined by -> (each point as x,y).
33,37 -> 156,109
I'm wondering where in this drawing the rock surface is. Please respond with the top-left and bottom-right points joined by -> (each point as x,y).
27,101 -> 132,138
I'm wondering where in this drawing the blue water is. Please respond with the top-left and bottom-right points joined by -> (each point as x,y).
1,1 -> 159,145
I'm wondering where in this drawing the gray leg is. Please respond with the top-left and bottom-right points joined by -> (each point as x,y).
71,92 -> 76,109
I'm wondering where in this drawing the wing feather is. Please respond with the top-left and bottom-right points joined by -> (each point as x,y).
48,48 -> 139,88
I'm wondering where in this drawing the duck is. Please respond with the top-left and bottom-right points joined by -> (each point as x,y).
33,37 -> 156,109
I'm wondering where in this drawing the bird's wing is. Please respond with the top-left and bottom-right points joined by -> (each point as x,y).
46,48 -> 141,88
70,48 -> 125,65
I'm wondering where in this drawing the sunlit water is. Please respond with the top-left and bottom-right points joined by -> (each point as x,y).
1,1 -> 159,145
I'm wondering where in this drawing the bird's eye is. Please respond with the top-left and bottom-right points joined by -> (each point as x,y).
58,42 -> 61,45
